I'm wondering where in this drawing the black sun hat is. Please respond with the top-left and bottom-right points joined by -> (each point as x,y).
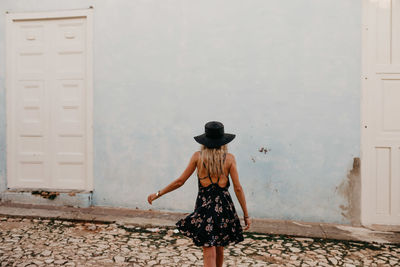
194,121 -> 235,148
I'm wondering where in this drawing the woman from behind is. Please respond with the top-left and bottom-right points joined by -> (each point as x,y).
147,121 -> 251,267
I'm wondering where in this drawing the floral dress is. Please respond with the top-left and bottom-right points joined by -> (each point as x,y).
175,160 -> 244,247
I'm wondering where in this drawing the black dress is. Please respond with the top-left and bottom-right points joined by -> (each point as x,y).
176,159 -> 244,247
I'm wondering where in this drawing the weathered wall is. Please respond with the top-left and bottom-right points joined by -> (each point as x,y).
0,0 -> 361,224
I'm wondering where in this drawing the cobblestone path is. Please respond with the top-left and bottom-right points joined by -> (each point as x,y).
0,216 -> 399,266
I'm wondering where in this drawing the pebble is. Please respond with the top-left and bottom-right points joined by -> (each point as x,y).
41,250 -> 52,256
113,255 -> 125,263
54,259 -> 67,265
0,216 -> 399,266
289,247 -> 301,253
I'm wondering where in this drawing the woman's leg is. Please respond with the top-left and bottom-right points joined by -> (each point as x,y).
203,246 -> 216,267
216,246 -> 224,267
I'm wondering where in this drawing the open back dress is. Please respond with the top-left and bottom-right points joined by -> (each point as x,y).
175,153 -> 244,247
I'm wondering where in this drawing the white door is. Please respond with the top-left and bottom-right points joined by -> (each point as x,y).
361,0 -> 400,225
6,10 -> 93,190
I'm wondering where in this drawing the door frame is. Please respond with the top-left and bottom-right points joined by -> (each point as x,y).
5,8 -> 94,191
360,0 -> 370,227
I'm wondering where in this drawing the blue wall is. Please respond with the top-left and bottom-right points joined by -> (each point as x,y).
0,0 -> 361,224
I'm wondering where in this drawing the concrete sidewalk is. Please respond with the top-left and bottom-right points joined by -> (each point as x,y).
0,202 -> 399,244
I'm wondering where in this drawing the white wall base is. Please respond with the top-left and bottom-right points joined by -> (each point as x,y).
0,189 -> 92,208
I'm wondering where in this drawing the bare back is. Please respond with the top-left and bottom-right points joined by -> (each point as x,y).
196,152 -> 234,188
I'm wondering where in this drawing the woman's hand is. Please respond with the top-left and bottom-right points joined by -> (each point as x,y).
147,193 -> 158,205
243,217 -> 251,230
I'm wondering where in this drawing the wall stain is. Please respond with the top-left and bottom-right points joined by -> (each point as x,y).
336,157 -> 361,226
258,147 -> 270,154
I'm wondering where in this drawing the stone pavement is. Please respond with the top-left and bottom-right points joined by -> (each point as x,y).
1,202 -> 399,245
1,216 -> 400,267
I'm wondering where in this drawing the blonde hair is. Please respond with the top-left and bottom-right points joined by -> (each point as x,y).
199,145 -> 228,176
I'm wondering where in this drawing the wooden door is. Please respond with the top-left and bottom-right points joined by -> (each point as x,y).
362,0 -> 400,225
6,10 -> 93,190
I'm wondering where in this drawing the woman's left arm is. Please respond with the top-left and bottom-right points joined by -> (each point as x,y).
147,152 -> 199,205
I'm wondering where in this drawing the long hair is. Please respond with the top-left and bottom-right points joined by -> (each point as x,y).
199,145 -> 228,176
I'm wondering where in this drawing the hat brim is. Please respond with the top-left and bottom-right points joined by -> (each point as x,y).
193,133 -> 235,148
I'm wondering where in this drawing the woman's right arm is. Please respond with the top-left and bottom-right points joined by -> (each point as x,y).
229,155 -> 251,230
147,151 -> 199,205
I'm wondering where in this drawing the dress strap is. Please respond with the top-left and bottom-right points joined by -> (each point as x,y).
197,160 -> 208,180
202,161 -> 214,184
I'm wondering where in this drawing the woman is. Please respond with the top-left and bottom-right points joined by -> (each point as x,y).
147,121 -> 251,267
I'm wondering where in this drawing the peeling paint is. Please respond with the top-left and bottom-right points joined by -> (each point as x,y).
336,158 -> 361,226
31,191 -> 59,200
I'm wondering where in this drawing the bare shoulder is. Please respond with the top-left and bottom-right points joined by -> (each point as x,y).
192,151 -> 201,162
225,153 -> 236,165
